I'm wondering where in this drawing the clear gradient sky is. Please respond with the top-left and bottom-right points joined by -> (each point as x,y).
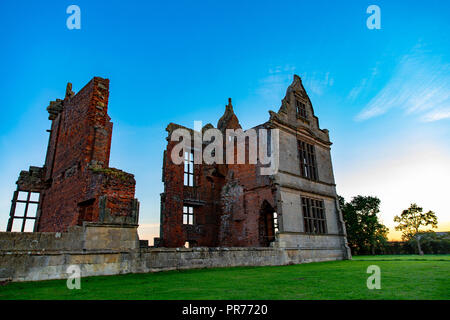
1,1 -> 449,242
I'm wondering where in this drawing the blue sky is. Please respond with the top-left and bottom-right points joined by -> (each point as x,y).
0,0 -> 449,241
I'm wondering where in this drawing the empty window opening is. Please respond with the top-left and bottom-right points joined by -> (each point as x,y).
77,198 -> 95,225
296,100 -> 307,119
184,151 -> 194,186
183,205 -> 194,225
184,240 -> 197,248
298,140 -> 318,181
301,197 -> 327,234
259,201 -> 277,247
7,191 -> 40,232
273,212 -> 279,233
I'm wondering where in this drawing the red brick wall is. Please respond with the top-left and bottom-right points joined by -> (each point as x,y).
37,77 -> 138,232
159,125 -> 277,248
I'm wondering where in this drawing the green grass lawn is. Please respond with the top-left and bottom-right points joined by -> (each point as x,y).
1,255 -> 449,300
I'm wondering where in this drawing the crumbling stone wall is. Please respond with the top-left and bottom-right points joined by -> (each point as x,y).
158,75 -> 350,260
159,100 -> 278,248
0,225 -> 346,282
160,129 -> 223,248
7,77 -> 139,233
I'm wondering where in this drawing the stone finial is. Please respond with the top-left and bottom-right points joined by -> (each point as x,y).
65,82 -> 75,99
217,97 -> 241,132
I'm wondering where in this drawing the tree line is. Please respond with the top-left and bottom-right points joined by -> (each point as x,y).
339,195 -> 448,255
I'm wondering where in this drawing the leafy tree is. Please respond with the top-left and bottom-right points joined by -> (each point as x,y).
340,195 -> 389,255
394,203 -> 438,255
406,232 -> 450,254
339,195 -> 359,253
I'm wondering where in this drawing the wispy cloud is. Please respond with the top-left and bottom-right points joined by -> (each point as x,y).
268,65 -> 296,75
254,65 -> 298,105
236,67 -> 297,128
355,48 -> 450,122
302,71 -> 334,95
422,109 -> 450,122
347,65 -> 379,102
257,67 -> 334,101
255,73 -> 293,104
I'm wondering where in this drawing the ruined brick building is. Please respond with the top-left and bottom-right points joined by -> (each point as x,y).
157,75 -> 351,259
6,77 -> 139,233
2,75 -> 350,282
5,74 -> 349,262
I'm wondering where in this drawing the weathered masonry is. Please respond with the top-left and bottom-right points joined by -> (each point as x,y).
1,75 -> 350,283
157,75 -> 351,261
6,77 -> 139,233
0,225 -> 334,282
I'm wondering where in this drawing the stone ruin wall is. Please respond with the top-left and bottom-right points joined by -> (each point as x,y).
0,225 -> 346,282
159,104 -> 278,248
1,76 -> 350,283
7,77 -> 139,233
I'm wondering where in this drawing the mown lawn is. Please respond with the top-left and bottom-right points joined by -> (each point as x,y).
0,255 -> 449,300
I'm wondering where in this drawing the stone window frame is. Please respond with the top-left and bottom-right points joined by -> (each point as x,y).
301,197 -> 327,234
296,99 -> 308,120
183,205 -> 194,225
184,151 -> 194,187
298,140 -> 318,181
7,190 -> 40,232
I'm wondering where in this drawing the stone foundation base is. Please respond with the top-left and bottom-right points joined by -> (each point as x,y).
0,225 -> 349,282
